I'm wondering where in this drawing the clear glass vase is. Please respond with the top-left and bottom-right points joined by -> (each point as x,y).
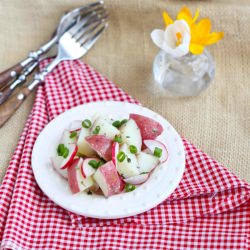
152,49 -> 215,97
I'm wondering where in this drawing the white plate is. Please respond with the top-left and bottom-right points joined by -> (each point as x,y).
32,101 -> 185,219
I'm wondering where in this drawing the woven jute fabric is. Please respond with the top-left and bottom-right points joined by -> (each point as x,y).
0,0 -> 249,184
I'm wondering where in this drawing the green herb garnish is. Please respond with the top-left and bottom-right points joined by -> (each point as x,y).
153,147 -> 162,158
92,125 -> 101,135
120,119 -> 128,125
88,160 -> 99,169
129,145 -> 137,154
82,119 -> 92,128
114,134 -> 122,143
125,184 -> 136,192
117,151 -> 126,162
112,120 -> 121,128
57,144 -> 65,156
70,131 -> 77,138
57,144 -> 69,158
88,159 -> 105,169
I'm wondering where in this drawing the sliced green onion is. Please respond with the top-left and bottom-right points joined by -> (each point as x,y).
97,160 -> 105,167
114,135 -> 122,143
129,145 -> 137,154
125,183 -> 136,192
88,160 -> 99,169
57,144 -> 65,156
120,119 -> 128,125
82,119 -> 92,128
153,147 -> 162,158
112,120 -> 121,128
62,147 -> 69,158
92,125 -> 101,135
70,131 -> 77,138
117,151 -> 126,162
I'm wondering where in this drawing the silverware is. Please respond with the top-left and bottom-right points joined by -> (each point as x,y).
0,1 -> 105,104
0,7 -> 108,127
0,1 -> 104,89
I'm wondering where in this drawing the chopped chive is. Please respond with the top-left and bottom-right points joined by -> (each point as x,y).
97,160 -> 105,168
117,151 -> 126,162
62,147 -> 69,158
129,145 -> 137,154
125,183 -> 136,192
140,172 -> 149,175
112,120 -> 121,128
92,125 -> 100,135
153,147 -> 162,158
120,119 -> 128,125
82,119 -> 92,128
88,160 -> 99,169
70,131 -> 77,138
57,144 -> 65,156
114,135 -> 122,143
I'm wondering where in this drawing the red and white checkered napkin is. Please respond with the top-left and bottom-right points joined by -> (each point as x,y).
0,59 -> 249,250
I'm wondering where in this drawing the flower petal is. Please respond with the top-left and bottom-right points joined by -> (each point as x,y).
193,8 -> 199,23
192,18 -> 212,42
189,43 -> 204,55
151,29 -> 165,49
177,6 -> 193,26
162,11 -> 174,27
201,32 -> 224,45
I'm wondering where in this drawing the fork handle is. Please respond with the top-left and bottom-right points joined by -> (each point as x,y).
0,85 -> 34,127
0,63 -> 24,88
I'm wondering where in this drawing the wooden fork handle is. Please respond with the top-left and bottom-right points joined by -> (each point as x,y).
0,86 -> 31,127
0,63 -> 23,89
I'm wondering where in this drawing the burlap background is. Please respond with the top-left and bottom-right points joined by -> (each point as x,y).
0,0 -> 249,184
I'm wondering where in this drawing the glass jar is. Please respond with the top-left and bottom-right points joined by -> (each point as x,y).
152,49 -> 215,97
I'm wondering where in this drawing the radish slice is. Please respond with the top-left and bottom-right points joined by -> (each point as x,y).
144,140 -> 168,163
68,158 -> 95,194
81,158 -> 99,178
137,152 -> 159,173
68,120 -> 82,132
60,144 -> 78,169
124,173 -> 149,185
112,142 -> 119,167
51,156 -> 68,179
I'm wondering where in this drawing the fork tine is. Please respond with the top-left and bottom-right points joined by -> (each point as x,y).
67,6 -> 106,35
80,22 -> 108,50
73,11 -> 108,40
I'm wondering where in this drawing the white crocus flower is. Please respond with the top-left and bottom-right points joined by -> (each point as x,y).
151,20 -> 191,58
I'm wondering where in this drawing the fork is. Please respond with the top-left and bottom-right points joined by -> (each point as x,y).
0,9 -> 108,127
0,1 -> 104,90
0,2 -> 106,105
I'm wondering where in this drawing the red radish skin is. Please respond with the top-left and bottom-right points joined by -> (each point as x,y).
93,161 -> 124,197
60,145 -> 78,170
81,158 -> 99,178
112,142 -> 119,167
85,135 -> 113,161
129,114 -> 163,148
67,158 -> 81,194
144,139 -> 168,163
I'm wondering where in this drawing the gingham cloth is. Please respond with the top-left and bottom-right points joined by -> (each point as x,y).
0,59 -> 249,250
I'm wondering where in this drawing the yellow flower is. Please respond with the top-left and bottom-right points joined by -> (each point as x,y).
162,7 -> 224,55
